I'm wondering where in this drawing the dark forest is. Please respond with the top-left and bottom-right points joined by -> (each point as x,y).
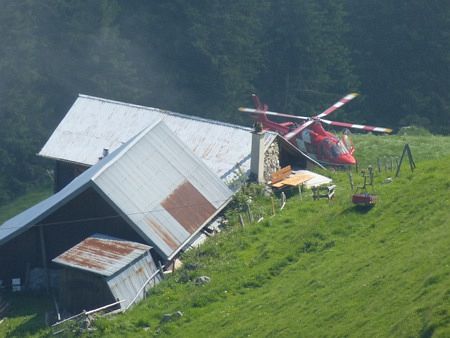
1,0 -> 449,202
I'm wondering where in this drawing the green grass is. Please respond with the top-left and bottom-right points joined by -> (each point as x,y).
0,293 -> 52,338
352,133 -> 450,167
0,187 -> 52,223
2,135 -> 450,337
84,135 -> 450,338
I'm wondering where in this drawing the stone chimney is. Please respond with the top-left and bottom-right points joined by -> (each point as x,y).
250,130 -> 265,183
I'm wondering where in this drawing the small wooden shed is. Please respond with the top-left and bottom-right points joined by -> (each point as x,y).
52,234 -> 161,313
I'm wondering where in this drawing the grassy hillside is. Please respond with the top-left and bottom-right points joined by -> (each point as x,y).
1,133 -> 450,337
85,134 -> 450,337
352,132 -> 450,166
0,187 -> 52,224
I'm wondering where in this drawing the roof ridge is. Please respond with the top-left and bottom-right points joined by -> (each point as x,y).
77,94 -> 253,132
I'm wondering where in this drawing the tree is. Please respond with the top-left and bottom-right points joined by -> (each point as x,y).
348,0 -> 450,133
256,0 -> 359,119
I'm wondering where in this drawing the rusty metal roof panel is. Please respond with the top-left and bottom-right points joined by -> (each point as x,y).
52,234 -> 152,277
38,95 -> 279,185
92,120 -> 233,260
2,120 -> 232,261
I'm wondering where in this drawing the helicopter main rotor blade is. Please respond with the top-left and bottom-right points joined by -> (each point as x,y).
316,93 -> 359,119
320,118 -> 393,133
239,107 -> 310,121
284,120 -> 315,141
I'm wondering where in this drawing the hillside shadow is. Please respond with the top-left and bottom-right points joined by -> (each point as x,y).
340,204 -> 374,215
1,292 -> 52,337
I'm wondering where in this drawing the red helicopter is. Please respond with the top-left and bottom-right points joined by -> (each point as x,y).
239,93 -> 392,166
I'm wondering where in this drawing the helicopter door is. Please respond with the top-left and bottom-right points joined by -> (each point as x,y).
320,139 -> 341,161
319,139 -> 331,160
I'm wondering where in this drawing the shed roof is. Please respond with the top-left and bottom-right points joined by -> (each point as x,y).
38,95 -> 311,184
52,234 -> 152,277
0,120 -> 233,260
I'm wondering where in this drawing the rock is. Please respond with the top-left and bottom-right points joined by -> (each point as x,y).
185,262 -> 200,271
173,259 -> 183,271
194,276 -> 211,285
264,140 -> 281,182
160,311 -> 183,323
263,186 -> 273,197
161,314 -> 172,323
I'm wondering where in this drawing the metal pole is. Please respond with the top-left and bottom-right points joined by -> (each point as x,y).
38,225 -> 50,293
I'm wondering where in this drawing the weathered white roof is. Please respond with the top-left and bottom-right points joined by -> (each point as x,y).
1,120 -> 233,260
38,95 -> 279,184
53,233 -> 161,310
52,233 -> 152,277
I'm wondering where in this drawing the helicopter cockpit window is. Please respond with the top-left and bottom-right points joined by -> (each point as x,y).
330,143 -> 339,158
322,139 -> 347,159
336,140 -> 349,154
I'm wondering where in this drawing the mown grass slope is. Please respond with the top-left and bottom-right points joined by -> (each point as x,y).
86,134 -> 450,337
1,133 -> 450,337
0,187 -> 52,224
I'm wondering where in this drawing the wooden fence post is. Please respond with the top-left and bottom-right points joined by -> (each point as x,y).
158,261 -> 165,280
280,192 -> 286,210
368,165 -> 374,186
239,214 -> 245,227
246,203 -> 254,223
271,197 -> 276,216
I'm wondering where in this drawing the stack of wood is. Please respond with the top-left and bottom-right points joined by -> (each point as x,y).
270,166 -> 326,189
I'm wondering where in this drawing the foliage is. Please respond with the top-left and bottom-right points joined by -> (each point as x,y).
0,186 -> 52,223
1,0 -> 450,201
397,126 -> 432,137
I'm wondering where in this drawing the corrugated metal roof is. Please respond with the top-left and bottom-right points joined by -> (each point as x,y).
92,120 -> 233,259
0,120 -> 233,260
38,95 -> 279,184
0,165 -> 96,246
106,253 -> 161,310
52,234 -> 151,277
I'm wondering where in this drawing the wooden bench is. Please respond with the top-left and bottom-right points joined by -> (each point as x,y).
312,185 -> 336,200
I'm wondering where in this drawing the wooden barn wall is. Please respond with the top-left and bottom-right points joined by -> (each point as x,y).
40,187 -> 150,265
0,227 -> 40,282
59,269 -> 115,313
0,187 -> 162,284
